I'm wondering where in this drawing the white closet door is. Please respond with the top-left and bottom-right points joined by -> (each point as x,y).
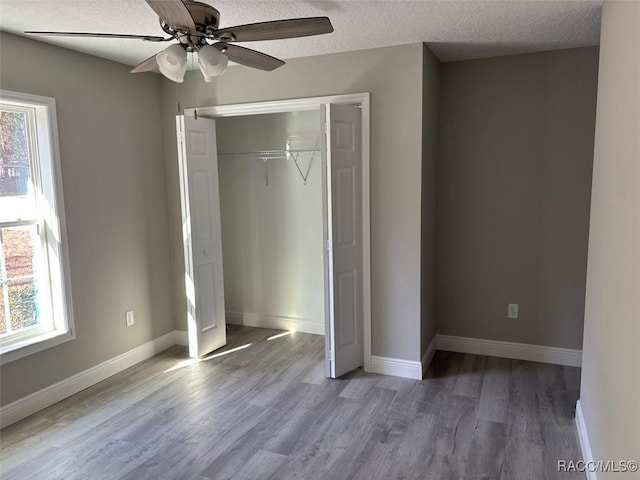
324,104 -> 363,378
177,115 -> 227,357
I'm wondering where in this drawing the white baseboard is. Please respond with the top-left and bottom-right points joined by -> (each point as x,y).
0,330 -> 182,429
226,311 -> 324,336
370,334 -> 579,382
575,400 -> 597,480
370,355 -> 423,380
421,335 -> 438,376
436,335 -> 582,367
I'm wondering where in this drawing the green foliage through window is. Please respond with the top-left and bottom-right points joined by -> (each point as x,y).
0,110 -> 30,196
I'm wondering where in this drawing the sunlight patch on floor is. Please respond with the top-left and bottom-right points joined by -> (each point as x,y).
267,331 -> 294,341
164,343 -> 253,373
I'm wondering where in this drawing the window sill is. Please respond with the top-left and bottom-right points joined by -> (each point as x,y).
0,330 -> 75,365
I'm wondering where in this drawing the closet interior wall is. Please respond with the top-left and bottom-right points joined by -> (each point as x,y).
216,110 -> 325,334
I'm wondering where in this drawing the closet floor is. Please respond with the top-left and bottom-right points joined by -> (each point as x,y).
0,325 -> 583,480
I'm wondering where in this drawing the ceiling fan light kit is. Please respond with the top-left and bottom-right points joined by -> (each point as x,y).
24,0 -> 334,83
197,44 -> 228,81
156,43 -> 188,83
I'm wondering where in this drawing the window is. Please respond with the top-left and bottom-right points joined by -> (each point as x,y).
0,90 -> 74,363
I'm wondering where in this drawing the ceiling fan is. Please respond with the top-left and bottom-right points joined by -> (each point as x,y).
25,0 -> 334,83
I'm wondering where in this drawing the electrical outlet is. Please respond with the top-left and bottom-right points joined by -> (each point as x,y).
508,304 -> 519,319
125,310 -> 135,327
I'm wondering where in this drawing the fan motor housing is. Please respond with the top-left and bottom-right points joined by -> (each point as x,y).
184,1 -> 221,31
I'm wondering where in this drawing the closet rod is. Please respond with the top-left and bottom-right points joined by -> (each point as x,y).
217,148 -> 320,160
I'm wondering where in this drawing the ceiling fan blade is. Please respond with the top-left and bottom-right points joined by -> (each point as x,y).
130,54 -> 160,74
145,0 -> 195,31
214,17 -> 333,42
214,43 -> 284,71
24,31 -> 166,41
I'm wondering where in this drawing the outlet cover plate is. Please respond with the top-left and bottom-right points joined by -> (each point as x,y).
508,304 -> 519,319
125,310 -> 134,327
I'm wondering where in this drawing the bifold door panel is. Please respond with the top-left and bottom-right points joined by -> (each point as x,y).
177,115 -> 227,357
324,104 -> 364,378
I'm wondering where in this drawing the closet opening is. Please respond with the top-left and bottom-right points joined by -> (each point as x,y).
216,109 -> 326,336
176,93 -> 371,378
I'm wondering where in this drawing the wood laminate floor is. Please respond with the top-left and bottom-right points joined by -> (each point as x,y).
0,325 -> 584,480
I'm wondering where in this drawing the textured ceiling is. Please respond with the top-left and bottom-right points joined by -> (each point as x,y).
0,0 -> 602,67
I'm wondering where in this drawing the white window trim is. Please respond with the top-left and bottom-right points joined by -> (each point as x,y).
0,90 -> 75,365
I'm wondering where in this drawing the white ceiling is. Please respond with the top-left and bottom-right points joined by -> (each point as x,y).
0,0 -> 602,68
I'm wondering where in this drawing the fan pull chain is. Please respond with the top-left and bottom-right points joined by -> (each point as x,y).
176,79 -> 181,114
191,52 -> 198,120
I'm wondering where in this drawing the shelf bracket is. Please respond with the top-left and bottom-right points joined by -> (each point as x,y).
289,151 -> 314,185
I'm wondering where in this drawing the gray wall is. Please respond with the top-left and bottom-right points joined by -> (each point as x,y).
162,43 -> 437,362
420,44 -> 441,358
215,112 -> 325,329
437,47 -> 599,349
0,33 -> 173,406
580,1 -> 640,474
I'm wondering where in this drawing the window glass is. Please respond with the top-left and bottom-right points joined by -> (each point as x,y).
0,225 -> 43,336
0,110 -> 37,222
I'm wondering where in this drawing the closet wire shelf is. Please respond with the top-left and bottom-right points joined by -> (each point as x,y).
218,148 -> 321,186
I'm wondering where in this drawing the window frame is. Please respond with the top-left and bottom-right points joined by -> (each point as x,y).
0,90 -> 75,364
